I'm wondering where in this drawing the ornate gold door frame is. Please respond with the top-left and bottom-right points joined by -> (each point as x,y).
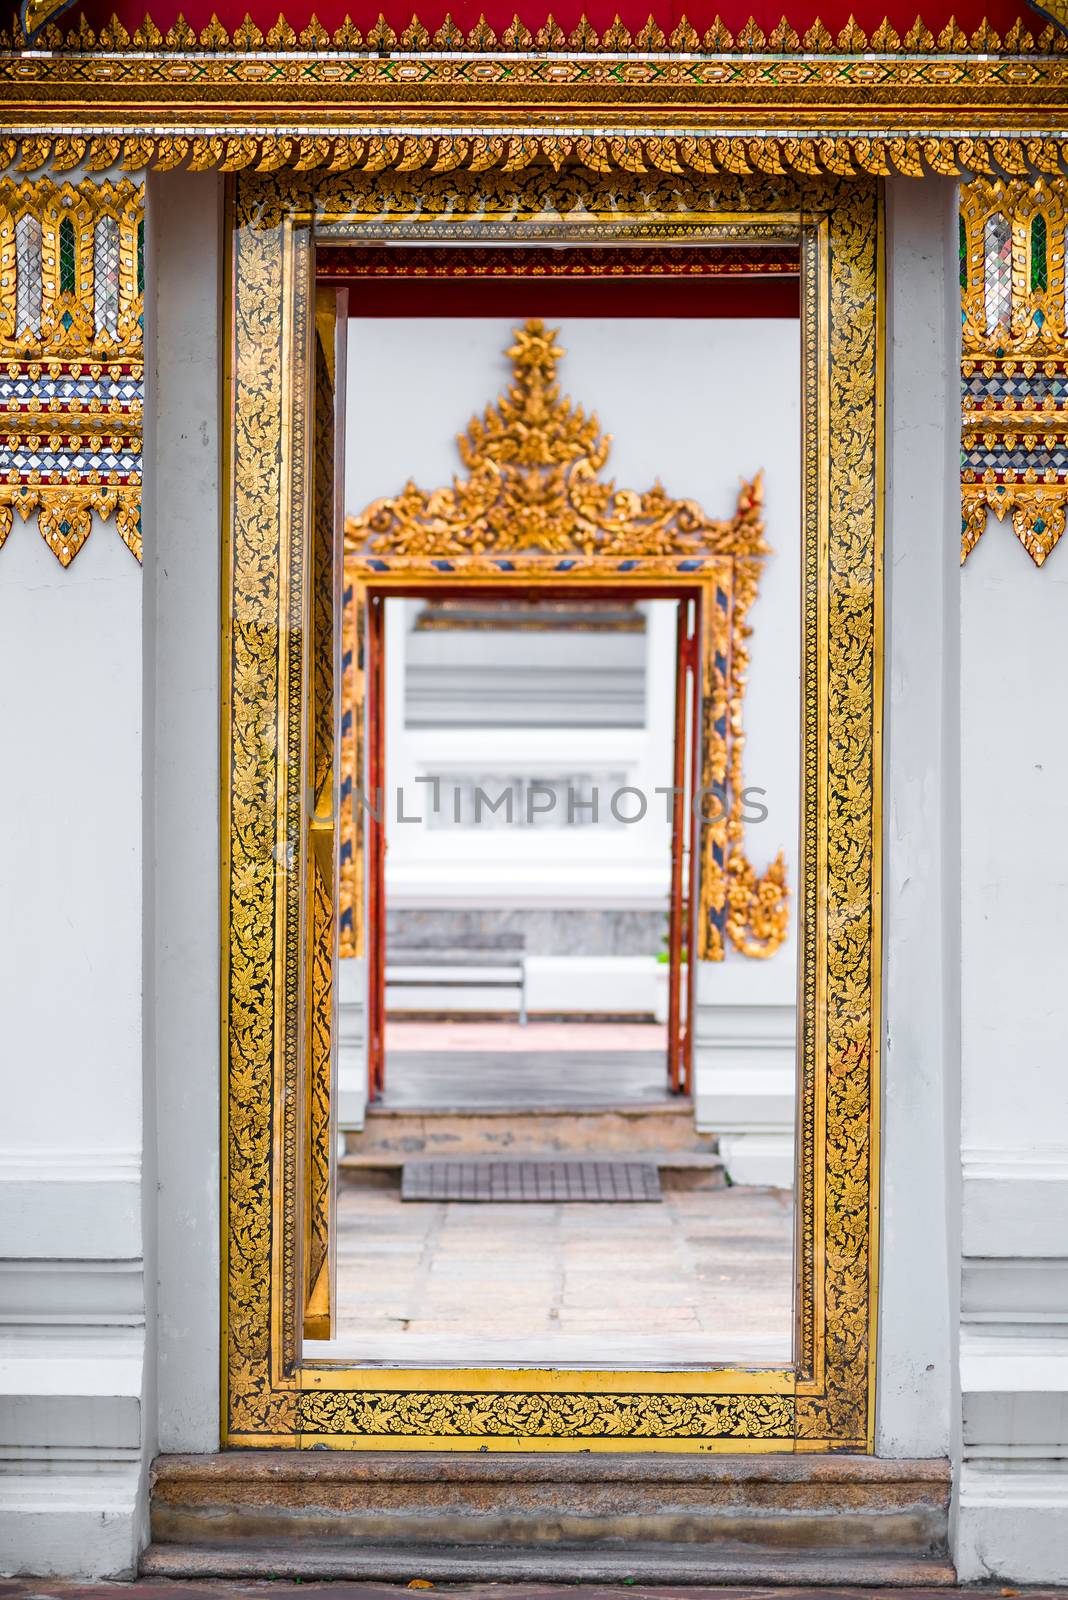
221,167 -> 883,1451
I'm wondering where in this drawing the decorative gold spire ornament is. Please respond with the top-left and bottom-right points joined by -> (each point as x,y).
350,319 -> 765,566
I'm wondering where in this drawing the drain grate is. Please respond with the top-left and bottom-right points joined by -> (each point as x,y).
401,1159 -> 662,1204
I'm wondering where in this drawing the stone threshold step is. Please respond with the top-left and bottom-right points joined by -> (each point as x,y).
151,1450 -> 951,1491
141,1544 -> 957,1586
362,1104 -> 694,1119
345,1108 -> 715,1161
150,1454 -> 951,1570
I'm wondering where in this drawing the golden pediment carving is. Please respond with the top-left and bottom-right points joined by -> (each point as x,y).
345,319 -> 767,567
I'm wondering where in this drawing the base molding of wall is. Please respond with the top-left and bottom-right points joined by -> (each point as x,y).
145,1450 -> 953,1583
0,1465 -> 143,1578
0,1156 -> 148,1579
956,1461 -> 1068,1583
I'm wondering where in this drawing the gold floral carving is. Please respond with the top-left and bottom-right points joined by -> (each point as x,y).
0,177 -> 142,566
299,1389 -> 795,1438
795,183 -> 880,1444
303,294 -> 343,1343
960,176 -> 1068,567
224,168 -> 880,1451
344,317 -> 788,963
223,206 -> 299,1440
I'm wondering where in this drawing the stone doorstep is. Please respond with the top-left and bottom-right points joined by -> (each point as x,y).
344,1107 -> 714,1163
147,1454 -> 952,1581
139,1545 -> 958,1585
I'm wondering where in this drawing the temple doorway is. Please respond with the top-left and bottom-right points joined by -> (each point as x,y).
365,587 -> 698,1107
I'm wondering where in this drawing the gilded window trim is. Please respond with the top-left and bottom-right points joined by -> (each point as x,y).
222,166 -> 882,1451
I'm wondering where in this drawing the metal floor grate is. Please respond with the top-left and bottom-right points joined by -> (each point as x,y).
400,1158 -> 662,1204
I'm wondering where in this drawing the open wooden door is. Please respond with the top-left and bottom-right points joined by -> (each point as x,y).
302,284 -> 347,1342
667,595 -> 699,1096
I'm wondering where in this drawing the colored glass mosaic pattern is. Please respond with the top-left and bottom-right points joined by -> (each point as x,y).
983,212 -> 1012,336
961,178 -> 1068,567
0,177 -> 143,566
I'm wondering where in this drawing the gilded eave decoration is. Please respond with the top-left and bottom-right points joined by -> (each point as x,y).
344,318 -> 789,956
0,176 -> 143,566
1,11 -> 1068,178
960,175 -> 1068,566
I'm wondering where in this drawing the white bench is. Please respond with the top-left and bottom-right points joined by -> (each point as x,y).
386,934 -> 528,1024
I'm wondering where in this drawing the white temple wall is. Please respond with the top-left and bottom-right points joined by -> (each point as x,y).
0,171 -> 147,1574
955,471 -> 1068,1577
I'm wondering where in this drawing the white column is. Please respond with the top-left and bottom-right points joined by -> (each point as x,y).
879,175 -> 959,1465
146,171 -> 223,1455
0,198 -> 146,1580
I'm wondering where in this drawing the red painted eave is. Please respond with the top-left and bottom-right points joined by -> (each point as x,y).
19,0 -> 1051,43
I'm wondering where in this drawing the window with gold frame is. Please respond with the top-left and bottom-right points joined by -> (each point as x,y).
220,165 -> 883,1452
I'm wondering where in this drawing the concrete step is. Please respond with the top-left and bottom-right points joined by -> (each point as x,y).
141,1542 -> 957,1584
147,1452 -> 953,1584
344,1105 -> 715,1163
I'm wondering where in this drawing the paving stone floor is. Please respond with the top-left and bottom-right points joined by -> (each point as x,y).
322,1179 -> 794,1368
5,1582 -> 1065,1598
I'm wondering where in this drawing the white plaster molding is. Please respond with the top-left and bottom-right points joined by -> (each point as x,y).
0,1152 -> 142,1262
0,1261 -> 144,1332
525,955 -> 658,1016
962,1147 -> 1068,1259
0,1467 -> 142,1578
0,1335 -> 144,1452
0,1323 -> 147,1577
957,1462 -> 1068,1583
956,1153 -> 1068,1579
962,1258 -> 1068,1331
